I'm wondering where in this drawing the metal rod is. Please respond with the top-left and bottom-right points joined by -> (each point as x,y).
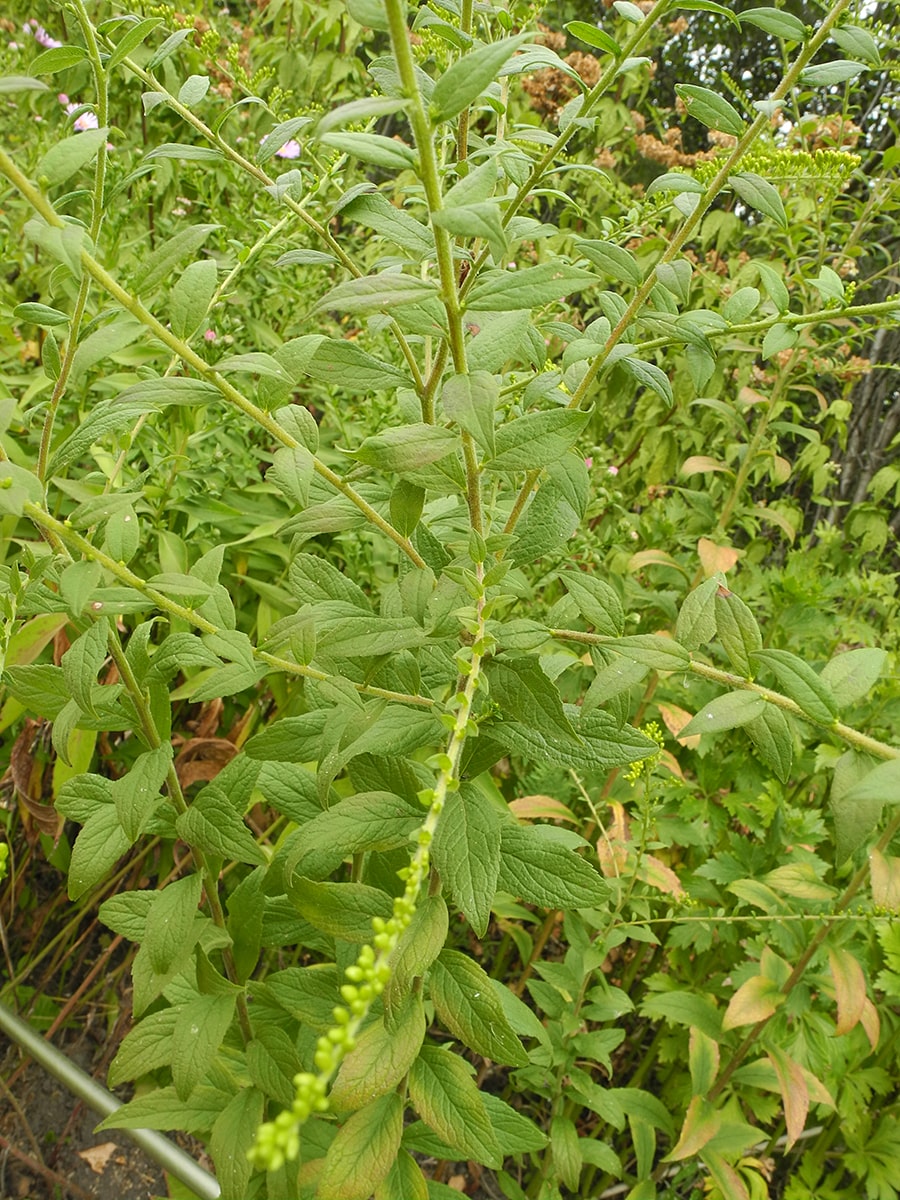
0,1001 -> 220,1199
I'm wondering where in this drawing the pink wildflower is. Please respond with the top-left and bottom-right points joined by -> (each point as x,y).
27,19 -> 62,49
584,457 -> 593,469
276,139 -> 301,159
204,329 -> 217,342
57,92 -> 69,105
608,464 -> 619,476
66,102 -> 99,131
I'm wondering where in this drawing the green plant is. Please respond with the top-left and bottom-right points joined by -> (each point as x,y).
1,2 -> 900,1199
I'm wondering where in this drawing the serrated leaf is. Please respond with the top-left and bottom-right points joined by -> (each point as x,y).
98,1084 -> 232,1133
408,1043 -> 501,1166
560,571 -> 624,637
689,1027 -> 720,1096
487,409 -> 590,472
172,994 -> 235,1101
68,806 -> 131,900
683,691 -> 765,737
288,878 -> 392,941
319,1093 -> 403,1200
675,85 -> 745,136
285,791 -> 421,881
374,1149 -> 428,1200
730,172 -> 787,228
144,875 -> 202,976
751,649 -> 837,723
330,996 -> 426,1112
441,371 -> 497,457
176,784 -> 266,866
498,824 -> 608,908
316,273 -> 439,315
210,1088 -> 264,1200
715,587 -> 762,678
432,788 -> 500,938
111,744 -> 172,841
430,951 -> 528,1066
820,648 -> 885,708
466,263 -> 596,312
430,35 -> 529,123
606,635 -> 689,671
108,1007 -> 177,1087
347,424 -> 459,472
384,895 -> 449,1017
745,705 -> 793,783
676,576 -> 719,651
490,656 -> 578,744
61,619 -> 108,717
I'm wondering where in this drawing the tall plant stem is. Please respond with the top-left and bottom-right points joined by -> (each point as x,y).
383,0 -> 483,533
503,0 -> 854,537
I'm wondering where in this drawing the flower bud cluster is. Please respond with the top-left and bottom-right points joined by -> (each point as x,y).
248,566 -> 489,1172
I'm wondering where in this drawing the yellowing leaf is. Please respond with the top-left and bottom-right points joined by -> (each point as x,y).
667,1096 -> 721,1161
828,947 -> 867,1036
628,549 -> 689,575
657,702 -> 700,750
870,847 -> 900,912
636,853 -> 686,899
767,1045 -> 808,1150
689,1026 -> 720,1096
681,455 -> 731,477
722,975 -> 783,1031
509,795 -> 577,823
697,537 -> 741,577
76,1143 -> 117,1175
860,996 -> 881,1052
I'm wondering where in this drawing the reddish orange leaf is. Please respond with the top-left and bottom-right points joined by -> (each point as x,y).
767,1045 -> 808,1150
697,538 -> 741,577
509,795 -> 576,823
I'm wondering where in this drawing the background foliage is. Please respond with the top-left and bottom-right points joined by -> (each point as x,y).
1,1 -> 900,1199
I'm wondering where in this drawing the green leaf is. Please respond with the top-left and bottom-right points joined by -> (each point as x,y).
466,263 -> 596,312
444,372 -> 501,456
745,705 -> 793,783
432,203 -> 506,256
682,691 -> 766,736
347,424 -> 459,473
107,16 -> 164,69
497,824 -> 609,908
560,571 -> 624,637
374,1149 -> 428,1200
641,990 -> 723,1039
656,259 -> 693,305
616,355 -> 674,407
820,648 -> 886,708
831,24 -> 881,66
177,74 -> 209,107
330,995 -> 426,1112
246,1029 -> 300,1107
288,552 -> 371,609
430,35 -> 530,124
61,619 -> 108,716
739,7 -> 806,40
675,576 -> 719,651
830,750 -> 883,863
0,462 -> 44,517
288,878 -> 393,941
577,240 -> 642,285
762,321 -> 798,359
108,1006 -> 177,1087
841,758 -> 900,807
176,783 -> 266,866
722,287 -> 761,324
646,172 -> 705,198
565,21 -> 620,55
245,711 -> 329,762
320,131 -> 416,170
268,445 -> 314,507
444,158 -> 499,208
730,172 -> 787,228
111,744 -> 172,841
432,787 -> 500,938
144,875 -> 202,976
98,1084 -> 232,1133
169,258 -> 217,340
37,127 -> 109,187
340,192 -> 433,257
315,611 -> 426,658
286,334 -> 412,393
408,1043 -> 501,1167
31,46 -> 88,73
551,1115 -> 582,1191
135,224 -> 220,294
487,409 -> 590,472
144,142 -> 224,163
172,994 -> 236,1101
606,635 -> 689,671
56,773 -> 113,822
210,1088 -> 265,1200
319,1093 -> 403,1200
810,265 -> 845,305
316,274 -> 439,315
68,806 -> 132,900
751,649 -> 837,723
675,85 -> 745,136
384,895 -> 448,1022
13,301 -> 70,328
0,76 -> 50,93
715,587 -> 763,678
490,656 -> 579,744
285,792 -> 422,881
257,116 -> 312,164
430,951 -> 528,1066
799,60 -> 866,86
